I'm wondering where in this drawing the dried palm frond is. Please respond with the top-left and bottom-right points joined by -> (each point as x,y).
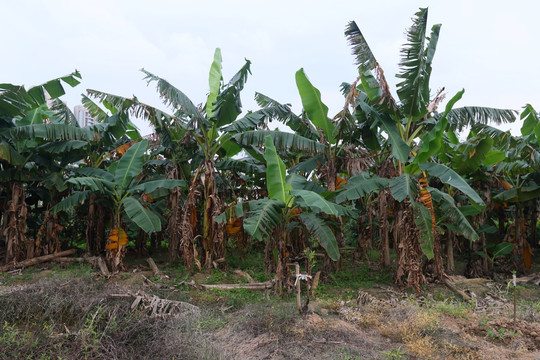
426,87 -> 446,115
342,145 -> 374,176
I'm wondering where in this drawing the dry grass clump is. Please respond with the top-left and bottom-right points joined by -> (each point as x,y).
440,342 -> 482,360
377,307 -> 439,342
0,277 -> 223,359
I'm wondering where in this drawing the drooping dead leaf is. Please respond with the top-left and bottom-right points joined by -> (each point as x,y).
500,179 -> 513,190
115,141 -> 136,157
336,175 -> 347,190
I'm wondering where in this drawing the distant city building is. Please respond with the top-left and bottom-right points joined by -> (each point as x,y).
73,105 -> 96,127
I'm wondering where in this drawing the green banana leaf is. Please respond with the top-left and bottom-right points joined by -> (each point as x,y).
265,136 -> 293,205
67,177 -> 114,193
212,58 -> 251,128
412,201 -> 434,259
414,90 -> 464,164
390,173 -> 417,202
123,196 -> 162,234
52,190 -> 92,215
396,8 -> 430,120
287,173 -> 325,194
336,173 -> 388,203
37,140 -> 88,154
429,188 -> 478,242
206,48 -> 222,117
290,189 -> 338,216
2,124 -> 96,141
452,137 -> 493,174
419,162 -> 485,206
234,130 -> 326,154
243,198 -> 285,241
114,140 -> 148,191
129,179 -> 186,194
299,212 -> 340,261
379,115 -> 410,162
494,185 -> 540,203
0,142 -> 26,166
295,68 -> 335,144
71,167 -> 114,181
483,149 -> 506,166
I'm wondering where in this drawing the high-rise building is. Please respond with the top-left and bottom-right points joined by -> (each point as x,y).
73,105 -> 96,127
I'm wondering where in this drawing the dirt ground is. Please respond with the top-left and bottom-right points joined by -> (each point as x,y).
1,262 -> 539,359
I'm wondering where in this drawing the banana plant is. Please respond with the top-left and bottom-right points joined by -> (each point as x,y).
53,139 -> 185,271
477,106 -> 540,271
0,71 -> 99,264
340,8 -> 516,287
239,136 -> 343,289
235,69 -> 363,192
71,98 -> 142,256
85,48 -> 326,269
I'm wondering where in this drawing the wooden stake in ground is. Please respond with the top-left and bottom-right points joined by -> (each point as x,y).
513,272 -> 517,332
0,249 -> 76,272
295,263 -> 301,313
290,261 -> 311,314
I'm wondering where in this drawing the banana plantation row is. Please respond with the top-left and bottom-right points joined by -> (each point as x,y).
1,9 -> 538,291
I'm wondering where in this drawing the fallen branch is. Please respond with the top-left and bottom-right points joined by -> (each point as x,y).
0,249 -> 77,272
196,281 -> 274,290
52,257 -> 88,263
109,291 -> 200,318
506,273 -> 540,285
146,257 -> 162,278
50,255 -> 110,278
96,257 -> 110,277
443,276 -> 472,302
233,269 -> 255,283
448,275 -> 490,284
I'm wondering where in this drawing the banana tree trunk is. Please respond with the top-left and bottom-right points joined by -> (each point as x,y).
513,204 -> 526,273
325,157 -> 337,192
446,230 -> 455,274
394,201 -> 425,293
35,211 -> 63,257
135,229 -> 148,255
479,212 -> 489,274
379,190 -> 391,267
85,193 -> 106,255
528,200 -> 537,246
431,233 -> 444,281
2,181 -> 28,264
179,166 -> 203,272
497,206 -> 506,237
167,186 -> 183,261
274,226 -> 291,294
264,233 -> 277,275
107,211 -> 126,272
201,159 -> 225,269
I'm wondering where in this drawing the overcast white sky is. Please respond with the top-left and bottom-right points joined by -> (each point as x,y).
2,0 -> 538,136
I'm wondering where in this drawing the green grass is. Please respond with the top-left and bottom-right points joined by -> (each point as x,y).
430,301 -> 473,319
315,262 -> 393,300
226,250 -> 270,282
